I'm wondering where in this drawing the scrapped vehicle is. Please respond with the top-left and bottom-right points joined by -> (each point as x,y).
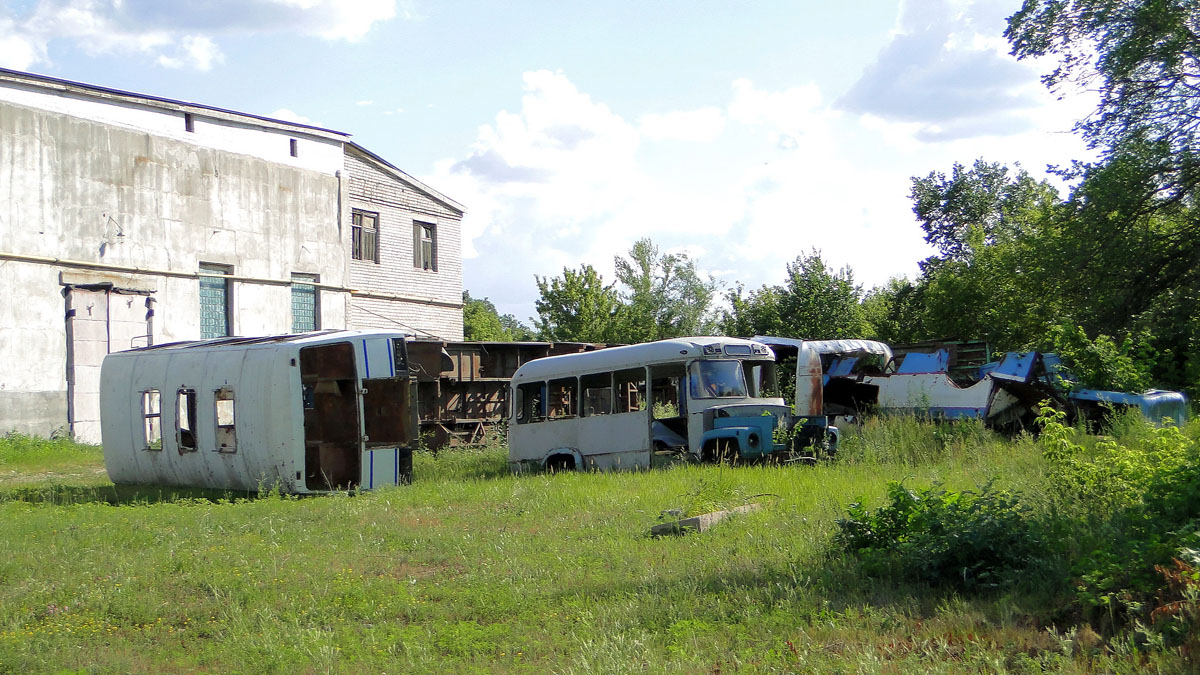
1037,354 -> 1189,426
507,337 -> 835,472
756,336 -> 1188,429
100,330 -> 419,493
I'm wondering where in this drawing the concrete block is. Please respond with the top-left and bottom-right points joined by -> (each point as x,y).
650,503 -> 762,536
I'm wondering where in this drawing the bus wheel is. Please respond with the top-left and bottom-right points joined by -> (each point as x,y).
545,455 -> 576,473
702,439 -> 736,464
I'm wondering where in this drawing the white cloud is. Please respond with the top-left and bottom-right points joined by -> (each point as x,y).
156,35 -> 224,71
0,0 -> 402,71
430,59 -> 1091,321
837,0 -> 1044,141
638,107 -> 725,142
269,107 -> 317,125
356,100 -> 374,107
0,17 -> 44,69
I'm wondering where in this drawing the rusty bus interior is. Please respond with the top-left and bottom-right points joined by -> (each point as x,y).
300,342 -> 361,490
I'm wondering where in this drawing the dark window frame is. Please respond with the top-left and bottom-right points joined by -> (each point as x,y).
413,221 -> 437,271
351,210 -> 380,263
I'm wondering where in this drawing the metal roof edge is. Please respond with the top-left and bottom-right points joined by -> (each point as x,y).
345,142 -> 466,215
0,66 -> 351,141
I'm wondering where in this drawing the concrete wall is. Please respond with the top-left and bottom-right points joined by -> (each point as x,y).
0,95 -> 348,440
344,150 -> 464,340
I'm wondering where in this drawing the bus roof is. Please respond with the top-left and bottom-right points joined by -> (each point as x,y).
104,329 -> 409,359
511,337 -> 774,382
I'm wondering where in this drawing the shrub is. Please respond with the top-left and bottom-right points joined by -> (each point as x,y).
1037,405 -> 1200,631
835,479 -> 1043,590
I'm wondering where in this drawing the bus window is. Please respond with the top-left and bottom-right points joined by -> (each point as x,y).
689,360 -> 748,399
516,382 -> 544,424
744,361 -> 779,398
580,372 -> 613,417
613,368 -> 647,413
650,363 -> 686,418
547,377 -> 577,419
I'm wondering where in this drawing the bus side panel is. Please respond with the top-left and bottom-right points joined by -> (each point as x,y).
575,412 -> 651,470
508,418 -> 580,465
100,353 -> 139,484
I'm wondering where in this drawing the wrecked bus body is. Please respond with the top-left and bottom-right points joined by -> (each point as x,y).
100,330 -> 419,493
507,337 -> 836,472
756,336 -> 1188,429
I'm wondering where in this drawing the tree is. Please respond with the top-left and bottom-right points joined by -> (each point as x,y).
1006,0 -> 1200,394
533,265 -> 625,343
910,159 -> 1060,266
861,277 -> 931,344
462,291 -> 534,341
721,283 -> 785,338
1007,0 -> 1200,204
778,251 -> 870,340
721,250 -> 867,340
613,238 -> 717,343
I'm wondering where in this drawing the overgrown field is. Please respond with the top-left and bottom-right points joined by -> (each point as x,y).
1,414 -> 1198,673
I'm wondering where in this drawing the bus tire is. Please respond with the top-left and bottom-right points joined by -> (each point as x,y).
545,454 -> 576,473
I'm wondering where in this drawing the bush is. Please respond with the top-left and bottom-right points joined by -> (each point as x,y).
1038,405 -> 1200,636
835,479 -> 1043,590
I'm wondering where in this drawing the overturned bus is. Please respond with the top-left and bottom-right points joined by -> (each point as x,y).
507,336 -> 835,472
100,330 -> 419,493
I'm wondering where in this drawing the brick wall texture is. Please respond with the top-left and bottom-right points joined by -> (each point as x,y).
344,151 -> 464,340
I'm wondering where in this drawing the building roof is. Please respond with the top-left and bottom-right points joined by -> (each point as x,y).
0,68 -> 464,214
345,142 -> 465,215
0,66 -> 350,141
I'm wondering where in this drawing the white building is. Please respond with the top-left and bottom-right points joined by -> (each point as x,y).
0,67 -> 465,442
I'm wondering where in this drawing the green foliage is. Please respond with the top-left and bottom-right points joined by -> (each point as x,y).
0,432 -> 101,470
910,159 -> 1059,265
860,277 -> 930,344
1044,323 -> 1155,392
835,480 -> 1043,590
533,264 -> 625,343
1007,0 -> 1200,193
669,469 -> 750,518
1037,405 -> 1200,631
8,419 -> 1200,670
721,250 -> 867,340
462,291 -> 533,341
530,238 -> 718,344
1003,0 -> 1200,396
613,238 -> 717,343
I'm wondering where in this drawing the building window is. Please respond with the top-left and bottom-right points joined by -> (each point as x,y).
142,389 -> 162,450
291,274 -> 320,332
289,138 -> 299,157
184,113 -> 195,133
177,389 -> 197,452
351,210 -> 379,263
413,222 -> 437,271
199,263 -> 232,339
215,387 -> 237,453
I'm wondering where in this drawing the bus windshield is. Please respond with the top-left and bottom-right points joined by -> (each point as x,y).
688,360 -> 748,399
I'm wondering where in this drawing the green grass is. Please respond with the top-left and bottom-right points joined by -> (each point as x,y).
0,421 -> 1190,673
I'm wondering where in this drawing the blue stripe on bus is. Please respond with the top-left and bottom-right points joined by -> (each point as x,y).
394,449 -> 399,484
362,339 -> 371,378
369,451 -> 374,489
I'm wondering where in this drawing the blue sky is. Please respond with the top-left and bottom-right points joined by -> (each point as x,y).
0,0 -> 1093,323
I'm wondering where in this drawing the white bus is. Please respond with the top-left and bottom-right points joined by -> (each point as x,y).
100,330 -> 419,493
508,336 -> 833,472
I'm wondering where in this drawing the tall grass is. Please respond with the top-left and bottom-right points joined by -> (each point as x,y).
0,420 -> 1189,672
